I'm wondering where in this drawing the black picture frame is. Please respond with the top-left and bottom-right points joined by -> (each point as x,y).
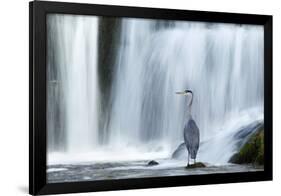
29,1 -> 273,195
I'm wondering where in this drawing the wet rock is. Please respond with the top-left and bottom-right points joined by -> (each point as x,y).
171,141 -> 207,160
147,160 -> 159,166
171,142 -> 187,160
186,162 -> 206,169
232,121 -> 263,150
229,126 -> 264,165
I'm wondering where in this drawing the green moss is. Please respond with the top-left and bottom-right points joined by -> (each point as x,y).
255,131 -> 264,165
230,128 -> 264,165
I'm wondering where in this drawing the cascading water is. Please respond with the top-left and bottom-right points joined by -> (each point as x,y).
47,15 -> 100,156
47,15 -> 264,165
106,19 -> 264,164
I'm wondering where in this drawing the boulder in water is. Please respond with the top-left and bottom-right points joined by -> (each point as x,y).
186,162 -> 206,169
229,125 -> 264,165
147,160 -> 159,166
232,121 -> 263,149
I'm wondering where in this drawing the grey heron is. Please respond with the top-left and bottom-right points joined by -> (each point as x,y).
176,90 -> 200,166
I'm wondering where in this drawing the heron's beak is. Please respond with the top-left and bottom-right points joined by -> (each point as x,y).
175,91 -> 187,95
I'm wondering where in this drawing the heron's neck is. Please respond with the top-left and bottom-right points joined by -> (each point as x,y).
187,94 -> 193,120
187,104 -> 192,120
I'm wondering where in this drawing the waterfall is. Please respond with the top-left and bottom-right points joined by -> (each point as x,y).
47,15 -> 264,165
47,15 -> 100,154
106,19 -> 264,164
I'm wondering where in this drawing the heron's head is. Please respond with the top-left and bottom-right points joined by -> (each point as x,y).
175,89 -> 193,96
175,89 -> 193,106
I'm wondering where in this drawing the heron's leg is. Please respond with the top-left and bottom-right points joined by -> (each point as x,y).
187,153 -> 190,167
194,158 -> 196,164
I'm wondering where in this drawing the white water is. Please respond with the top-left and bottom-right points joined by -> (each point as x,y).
105,19 -> 264,164
47,15 -> 100,154
47,16 -> 264,165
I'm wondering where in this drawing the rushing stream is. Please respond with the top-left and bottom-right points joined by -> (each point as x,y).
47,14 -> 264,182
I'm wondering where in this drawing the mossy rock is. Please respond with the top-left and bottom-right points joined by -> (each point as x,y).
186,162 -> 206,169
229,127 -> 264,165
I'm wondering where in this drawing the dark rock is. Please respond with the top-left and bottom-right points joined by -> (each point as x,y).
186,162 -> 206,169
232,121 -> 263,149
228,154 -> 239,163
229,126 -> 264,165
98,18 -> 122,144
147,160 -> 159,166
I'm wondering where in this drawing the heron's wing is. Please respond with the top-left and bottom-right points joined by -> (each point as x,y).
184,119 -> 200,150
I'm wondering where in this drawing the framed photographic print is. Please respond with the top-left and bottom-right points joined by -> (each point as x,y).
29,1 -> 272,195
